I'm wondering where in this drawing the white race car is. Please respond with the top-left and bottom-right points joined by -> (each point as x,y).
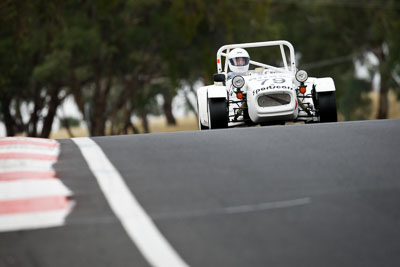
197,40 -> 337,129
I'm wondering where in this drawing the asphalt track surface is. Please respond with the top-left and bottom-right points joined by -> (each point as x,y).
1,119 -> 400,267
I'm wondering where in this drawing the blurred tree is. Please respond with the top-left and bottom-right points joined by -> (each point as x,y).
269,0 -> 400,119
1,0 -> 273,136
2,0 -> 399,137
0,0 -> 67,137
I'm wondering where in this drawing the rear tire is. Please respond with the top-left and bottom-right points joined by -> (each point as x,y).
317,91 -> 337,122
208,98 -> 228,129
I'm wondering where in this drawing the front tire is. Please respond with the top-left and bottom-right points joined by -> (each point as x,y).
317,91 -> 337,122
208,98 -> 228,129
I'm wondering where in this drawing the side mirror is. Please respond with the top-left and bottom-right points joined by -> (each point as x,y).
213,73 -> 226,86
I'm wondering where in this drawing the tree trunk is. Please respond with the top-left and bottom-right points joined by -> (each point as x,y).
122,107 -> 137,134
62,118 -> 75,138
90,64 -> 103,136
40,86 -> 61,138
130,123 -> 140,134
140,110 -> 150,133
110,114 -> 116,136
28,85 -> 43,137
90,83 -> 107,136
123,116 -> 140,135
376,44 -> 390,120
186,84 -> 198,119
91,99 -> 106,136
90,63 -> 114,136
15,100 -> 26,134
1,95 -> 15,136
163,93 -> 176,125
377,80 -> 389,119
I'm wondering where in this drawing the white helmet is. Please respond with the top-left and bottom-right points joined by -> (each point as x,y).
228,48 -> 250,73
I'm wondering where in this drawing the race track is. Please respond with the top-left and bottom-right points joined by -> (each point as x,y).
1,119 -> 400,267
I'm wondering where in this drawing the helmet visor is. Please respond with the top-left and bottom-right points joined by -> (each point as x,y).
230,57 -> 249,67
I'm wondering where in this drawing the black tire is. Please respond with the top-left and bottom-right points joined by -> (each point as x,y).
317,91 -> 337,122
208,98 -> 228,129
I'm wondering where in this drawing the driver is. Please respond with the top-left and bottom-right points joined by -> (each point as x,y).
227,48 -> 250,79
227,48 -> 250,119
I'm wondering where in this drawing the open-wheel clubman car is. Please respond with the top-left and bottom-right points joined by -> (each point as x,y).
197,40 -> 337,129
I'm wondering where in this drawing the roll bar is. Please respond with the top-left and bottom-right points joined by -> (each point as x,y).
216,40 -> 296,75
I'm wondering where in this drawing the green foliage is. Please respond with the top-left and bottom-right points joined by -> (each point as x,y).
33,50 -> 71,83
269,1 -> 400,119
60,116 -> 81,128
338,73 -> 372,121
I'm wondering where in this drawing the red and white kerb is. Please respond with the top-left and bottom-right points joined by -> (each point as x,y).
0,137 -> 73,232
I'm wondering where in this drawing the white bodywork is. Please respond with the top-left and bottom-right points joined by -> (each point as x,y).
246,71 -> 298,122
197,40 -> 336,128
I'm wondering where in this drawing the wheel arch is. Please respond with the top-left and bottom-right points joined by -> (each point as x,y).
314,77 -> 336,93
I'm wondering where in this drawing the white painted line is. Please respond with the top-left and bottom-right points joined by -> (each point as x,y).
0,147 -> 59,156
72,137 -> 189,267
0,159 -> 57,167
224,197 -> 311,214
0,208 -> 72,233
0,137 -> 58,144
0,179 -> 72,201
0,163 -> 54,173
0,145 -> 60,155
152,197 -> 311,220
